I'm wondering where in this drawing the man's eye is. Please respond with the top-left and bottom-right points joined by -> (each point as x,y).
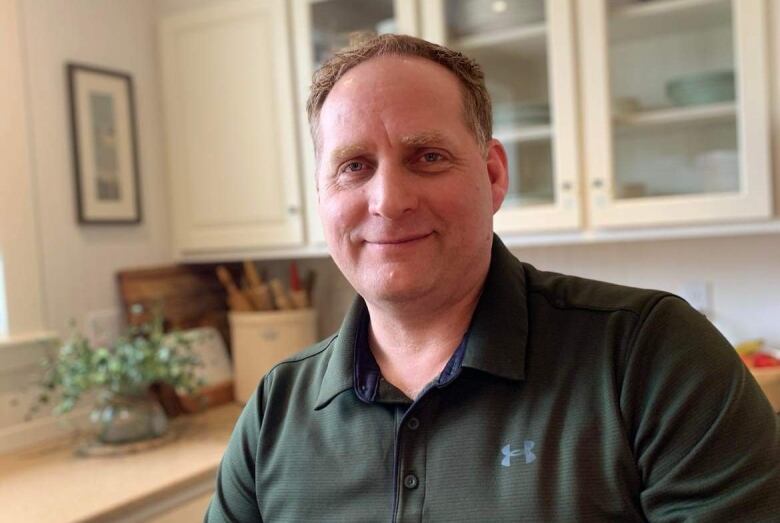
421,152 -> 443,163
341,161 -> 366,173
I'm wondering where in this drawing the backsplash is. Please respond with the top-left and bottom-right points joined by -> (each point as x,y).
263,232 -> 780,345
0,335 -> 94,454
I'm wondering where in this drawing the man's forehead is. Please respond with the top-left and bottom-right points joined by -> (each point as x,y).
334,54 -> 458,88
315,54 -> 470,159
322,55 -> 464,115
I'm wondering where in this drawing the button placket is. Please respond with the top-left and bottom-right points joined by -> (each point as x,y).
394,402 -> 432,522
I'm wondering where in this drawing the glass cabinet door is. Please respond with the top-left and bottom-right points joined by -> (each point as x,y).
580,0 -> 771,228
308,0 -> 408,68
422,0 -> 582,234
293,0 -> 418,244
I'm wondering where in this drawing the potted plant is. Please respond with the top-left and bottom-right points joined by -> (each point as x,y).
31,312 -> 204,445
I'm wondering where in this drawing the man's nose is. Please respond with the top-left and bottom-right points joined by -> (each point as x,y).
367,163 -> 418,219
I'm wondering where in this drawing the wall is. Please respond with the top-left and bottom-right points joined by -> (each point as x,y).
19,0 -> 173,337
510,235 -> 780,343
0,0 -> 172,453
272,228 -> 780,348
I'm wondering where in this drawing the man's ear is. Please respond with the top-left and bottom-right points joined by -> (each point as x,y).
485,138 -> 509,213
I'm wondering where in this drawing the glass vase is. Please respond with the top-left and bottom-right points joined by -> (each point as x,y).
90,389 -> 169,444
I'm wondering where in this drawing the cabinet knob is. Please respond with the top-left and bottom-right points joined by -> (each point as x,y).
288,206 -> 299,215
592,179 -> 605,189
561,181 -> 572,192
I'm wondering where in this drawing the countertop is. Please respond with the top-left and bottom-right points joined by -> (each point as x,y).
0,403 -> 242,523
751,366 -> 780,412
1,368 -> 774,523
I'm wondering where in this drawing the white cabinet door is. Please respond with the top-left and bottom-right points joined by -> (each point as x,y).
292,0 -> 419,245
421,0 -> 583,234
579,0 -> 772,228
160,0 -> 304,257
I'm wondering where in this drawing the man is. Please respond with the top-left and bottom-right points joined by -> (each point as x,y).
206,35 -> 778,522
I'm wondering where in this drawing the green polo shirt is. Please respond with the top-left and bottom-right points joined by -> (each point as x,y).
205,237 -> 779,522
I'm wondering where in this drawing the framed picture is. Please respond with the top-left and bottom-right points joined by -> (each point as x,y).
67,63 -> 142,224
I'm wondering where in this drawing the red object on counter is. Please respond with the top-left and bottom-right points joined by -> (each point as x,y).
752,353 -> 780,368
741,352 -> 780,368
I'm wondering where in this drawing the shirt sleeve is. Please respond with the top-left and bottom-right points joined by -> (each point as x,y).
204,381 -> 264,522
620,295 -> 779,522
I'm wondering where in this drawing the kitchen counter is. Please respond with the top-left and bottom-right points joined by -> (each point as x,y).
1,367 -> 773,522
0,403 -> 242,522
752,367 -> 780,413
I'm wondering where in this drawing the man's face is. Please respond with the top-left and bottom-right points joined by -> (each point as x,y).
316,55 -> 508,307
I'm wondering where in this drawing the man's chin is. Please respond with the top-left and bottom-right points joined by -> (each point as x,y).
360,279 -> 434,307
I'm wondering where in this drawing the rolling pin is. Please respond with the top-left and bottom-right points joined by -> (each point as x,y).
216,265 -> 253,312
269,278 -> 293,310
242,260 -> 273,310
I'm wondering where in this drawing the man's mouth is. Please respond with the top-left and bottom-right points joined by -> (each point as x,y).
365,232 -> 433,245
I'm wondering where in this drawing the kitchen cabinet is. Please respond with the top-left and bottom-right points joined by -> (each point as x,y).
421,0 -> 773,233
160,0 -> 304,258
291,0 -> 419,245
159,0 -> 777,260
579,0 -> 772,228
421,0 -> 583,234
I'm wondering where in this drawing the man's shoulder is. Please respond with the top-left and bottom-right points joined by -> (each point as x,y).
520,261 -> 675,318
266,333 -> 339,377
256,331 -> 349,413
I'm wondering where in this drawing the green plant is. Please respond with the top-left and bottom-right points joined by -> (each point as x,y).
31,313 -> 204,417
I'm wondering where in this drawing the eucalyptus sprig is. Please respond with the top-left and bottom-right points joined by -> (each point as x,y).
30,313 -> 204,417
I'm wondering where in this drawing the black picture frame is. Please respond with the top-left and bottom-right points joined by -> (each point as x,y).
67,63 -> 142,224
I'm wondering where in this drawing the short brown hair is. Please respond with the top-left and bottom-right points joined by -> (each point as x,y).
306,34 -> 492,156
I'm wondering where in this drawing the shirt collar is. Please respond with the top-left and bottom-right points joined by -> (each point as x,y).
314,235 -> 529,410
460,235 -> 528,381
352,310 -> 470,404
315,297 -> 363,410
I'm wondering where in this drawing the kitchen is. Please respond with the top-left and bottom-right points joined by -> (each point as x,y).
1,0 -> 779,521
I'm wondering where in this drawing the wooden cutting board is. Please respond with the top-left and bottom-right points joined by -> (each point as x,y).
117,263 -> 242,415
116,263 -> 235,345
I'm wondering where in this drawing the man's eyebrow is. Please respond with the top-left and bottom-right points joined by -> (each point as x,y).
326,132 -> 452,165
328,143 -> 369,164
400,130 -> 452,147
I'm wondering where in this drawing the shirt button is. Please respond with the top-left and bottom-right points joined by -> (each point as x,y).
407,417 -> 420,431
403,473 -> 418,490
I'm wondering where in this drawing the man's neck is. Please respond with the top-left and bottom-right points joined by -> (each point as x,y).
365,276 -> 485,400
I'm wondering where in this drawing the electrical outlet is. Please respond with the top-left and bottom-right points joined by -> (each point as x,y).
677,281 -> 712,313
85,309 -> 122,347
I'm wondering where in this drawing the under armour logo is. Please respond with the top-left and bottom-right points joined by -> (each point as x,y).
501,441 -> 536,466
